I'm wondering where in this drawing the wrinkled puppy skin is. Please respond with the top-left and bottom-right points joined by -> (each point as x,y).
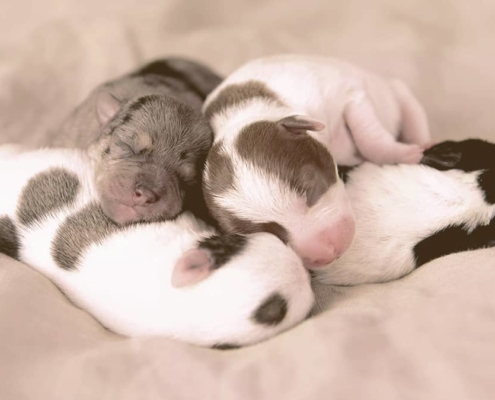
54,58 -> 223,225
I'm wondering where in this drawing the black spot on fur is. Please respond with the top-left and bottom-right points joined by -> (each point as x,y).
413,218 -> 495,267
198,234 -> 248,269
421,139 -> 495,172
211,343 -> 241,350
0,216 -> 20,260
252,293 -> 288,326
51,203 -> 122,270
127,95 -> 156,115
421,139 -> 495,205
17,168 -> 80,226
182,184 -> 218,228
477,169 -> 495,205
337,165 -> 356,183
120,112 -> 133,125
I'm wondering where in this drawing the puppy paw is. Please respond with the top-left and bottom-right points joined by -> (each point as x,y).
420,141 -> 462,170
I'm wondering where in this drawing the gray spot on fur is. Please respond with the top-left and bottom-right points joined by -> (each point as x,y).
204,80 -> 284,119
17,168 -> 80,226
252,293 -> 288,326
51,203 -> 121,270
0,216 -> 20,260
131,58 -> 223,101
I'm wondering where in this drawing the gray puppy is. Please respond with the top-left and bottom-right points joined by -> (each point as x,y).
56,58 -> 222,224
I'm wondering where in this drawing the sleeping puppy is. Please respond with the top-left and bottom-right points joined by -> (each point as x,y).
201,54 -> 430,269
204,54 -> 431,167
0,145 -> 314,348
314,139 -> 495,286
56,58 -> 223,225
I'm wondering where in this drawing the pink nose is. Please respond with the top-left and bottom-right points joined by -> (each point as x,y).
303,246 -> 337,269
133,185 -> 158,206
295,215 -> 356,270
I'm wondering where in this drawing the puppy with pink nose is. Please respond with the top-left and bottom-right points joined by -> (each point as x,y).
202,54 -> 431,268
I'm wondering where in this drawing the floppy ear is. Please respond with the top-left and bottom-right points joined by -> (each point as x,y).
278,115 -> 325,135
95,91 -> 122,127
171,248 -> 214,288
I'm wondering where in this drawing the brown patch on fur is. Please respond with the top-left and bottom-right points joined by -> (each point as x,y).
204,80 -> 284,119
205,143 -> 235,195
236,121 -> 337,205
260,221 -> 289,244
203,201 -> 290,244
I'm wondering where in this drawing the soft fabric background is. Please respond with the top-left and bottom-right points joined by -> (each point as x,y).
1,1 -> 495,399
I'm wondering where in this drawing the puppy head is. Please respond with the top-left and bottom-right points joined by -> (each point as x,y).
89,92 -> 212,224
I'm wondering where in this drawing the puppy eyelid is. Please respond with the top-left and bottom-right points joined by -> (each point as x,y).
117,142 -> 135,153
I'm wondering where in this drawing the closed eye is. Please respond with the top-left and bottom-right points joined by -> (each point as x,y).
116,142 -> 135,154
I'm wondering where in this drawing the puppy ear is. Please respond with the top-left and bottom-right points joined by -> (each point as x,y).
95,91 -> 122,127
278,115 -> 325,135
171,248 -> 214,288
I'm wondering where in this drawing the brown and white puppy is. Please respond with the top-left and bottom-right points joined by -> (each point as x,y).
201,55 -> 430,269
56,58 -> 223,224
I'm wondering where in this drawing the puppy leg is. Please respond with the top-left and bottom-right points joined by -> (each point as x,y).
391,79 -> 431,147
344,91 -> 424,164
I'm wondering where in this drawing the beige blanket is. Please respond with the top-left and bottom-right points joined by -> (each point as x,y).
1,0 -> 495,398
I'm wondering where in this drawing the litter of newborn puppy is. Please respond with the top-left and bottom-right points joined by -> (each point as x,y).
0,145 -> 314,348
314,139 -> 495,285
3,54 -> 490,350
55,58 -> 223,225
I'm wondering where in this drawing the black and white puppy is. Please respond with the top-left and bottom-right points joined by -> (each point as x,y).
56,58 -> 223,225
314,139 -> 495,286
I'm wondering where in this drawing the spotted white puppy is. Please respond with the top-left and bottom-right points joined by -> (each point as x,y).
315,139 -> 495,286
0,145 -> 314,349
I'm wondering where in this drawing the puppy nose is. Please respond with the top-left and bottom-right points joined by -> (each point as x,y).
302,246 -> 337,269
133,185 -> 158,206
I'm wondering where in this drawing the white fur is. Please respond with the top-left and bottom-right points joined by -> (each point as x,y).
0,145 -> 314,347
205,54 -> 430,166
314,163 -> 495,285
